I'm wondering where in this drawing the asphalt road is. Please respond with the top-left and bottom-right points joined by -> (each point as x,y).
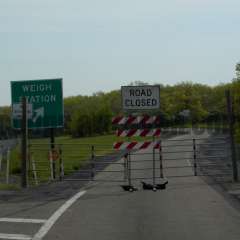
43,133 -> 240,240
1,132 -> 240,240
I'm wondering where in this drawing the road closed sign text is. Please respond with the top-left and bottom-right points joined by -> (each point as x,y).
121,85 -> 160,111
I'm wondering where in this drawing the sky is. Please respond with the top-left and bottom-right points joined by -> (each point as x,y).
1,0 -> 240,106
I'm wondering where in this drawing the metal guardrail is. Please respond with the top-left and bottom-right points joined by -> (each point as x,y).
28,143 -> 126,185
27,136 -> 234,187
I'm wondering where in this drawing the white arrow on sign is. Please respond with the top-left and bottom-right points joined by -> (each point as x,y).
32,107 -> 44,123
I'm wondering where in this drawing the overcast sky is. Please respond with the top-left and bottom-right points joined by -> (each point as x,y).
1,0 -> 240,106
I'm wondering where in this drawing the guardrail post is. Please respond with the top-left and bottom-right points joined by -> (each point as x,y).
159,140 -> 164,178
193,138 -> 197,176
91,145 -> 95,180
59,146 -> 64,181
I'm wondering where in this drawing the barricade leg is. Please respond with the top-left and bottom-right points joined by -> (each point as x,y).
121,151 -> 138,192
123,153 -> 128,181
159,141 -> 164,178
153,148 -> 156,191
128,152 -> 132,187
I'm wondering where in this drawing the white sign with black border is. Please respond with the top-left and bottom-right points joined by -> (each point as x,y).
121,85 -> 160,111
12,103 -> 33,119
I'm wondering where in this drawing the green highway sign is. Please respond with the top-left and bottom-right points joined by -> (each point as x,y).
11,78 -> 64,129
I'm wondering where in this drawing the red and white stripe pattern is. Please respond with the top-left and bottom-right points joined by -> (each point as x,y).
113,141 -> 160,150
116,128 -> 161,137
112,115 -> 160,125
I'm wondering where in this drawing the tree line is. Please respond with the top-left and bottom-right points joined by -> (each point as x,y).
0,66 -> 240,140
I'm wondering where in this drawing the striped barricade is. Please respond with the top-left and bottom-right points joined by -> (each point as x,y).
112,115 -> 160,125
116,129 -> 161,137
113,141 -> 160,150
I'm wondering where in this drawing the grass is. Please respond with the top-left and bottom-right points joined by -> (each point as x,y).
235,124 -> 240,143
0,183 -> 20,191
27,134 -> 118,183
9,145 -> 21,174
8,135 -> 113,179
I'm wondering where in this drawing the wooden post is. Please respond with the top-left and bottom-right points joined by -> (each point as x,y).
21,97 -> 28,188
226,90 -> 238,182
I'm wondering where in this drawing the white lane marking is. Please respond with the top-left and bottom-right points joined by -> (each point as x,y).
0,233 -> 31,240
32,190 -> 86,240
0,218 -> 46,224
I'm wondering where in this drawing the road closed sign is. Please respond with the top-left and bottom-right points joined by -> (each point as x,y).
121,85 -> 160,111
11,78 -> 64,129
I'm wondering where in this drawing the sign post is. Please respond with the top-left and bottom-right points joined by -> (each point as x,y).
11,78 -> 64,186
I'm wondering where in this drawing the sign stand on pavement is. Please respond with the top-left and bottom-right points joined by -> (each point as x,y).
113,115 -> 163,192
113,85 -> 168,192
